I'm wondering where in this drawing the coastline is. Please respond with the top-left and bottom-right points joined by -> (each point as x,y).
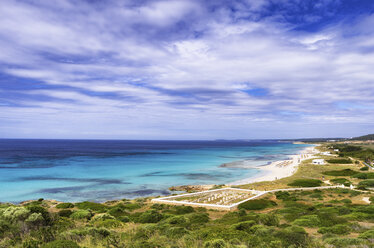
228,144 -> 319,186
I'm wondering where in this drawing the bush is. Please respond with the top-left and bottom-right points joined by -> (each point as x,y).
122,202 -> 142,211
93,219 -> 122,228
360,166 -> 369,171
352,172 -> 374,179
188,213 -> 210,224
275,191 -> 291,201
166,215 -> 188,225
288,179 -> 322,187
166,226 -> 189,238
330,178 -> 351,186
55,203 -> 74,209
137,210 -> 163,223
175,205 -> 195,215
323,169 -> 357,176
41,240 -> 80,248
326,159 -> 352,164
238,199 -> 277,210
275,226 -> 308,247
232,220 -> 256,231
359,229 -> 374,239
292,215 -> 321,227
324,238 -> 366,247
318,224 -> 351,235
340,199 -> 352,204
358,179 -> 374,187
204,239 -> 228,248
258,214 -> 279,226
70,210 -> 92,220
107,206 -> 128,218
75,202 -> 107,212
58,210 -> 73,218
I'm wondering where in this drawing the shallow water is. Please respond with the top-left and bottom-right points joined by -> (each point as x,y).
0,139 -> 311,203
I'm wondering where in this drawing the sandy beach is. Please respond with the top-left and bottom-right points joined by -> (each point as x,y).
228,145 -> 319,185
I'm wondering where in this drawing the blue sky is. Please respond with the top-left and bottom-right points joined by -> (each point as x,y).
1,0 -> 374,139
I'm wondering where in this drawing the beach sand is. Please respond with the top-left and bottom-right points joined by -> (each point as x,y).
228,145 -> 319,186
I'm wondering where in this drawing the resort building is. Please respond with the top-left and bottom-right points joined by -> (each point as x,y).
312,159 -> 325,165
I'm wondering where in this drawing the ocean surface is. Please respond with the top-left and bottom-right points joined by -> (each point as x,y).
0,139 -> 311,203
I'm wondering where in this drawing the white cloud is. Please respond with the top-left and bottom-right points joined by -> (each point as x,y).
0,0 -> 374,138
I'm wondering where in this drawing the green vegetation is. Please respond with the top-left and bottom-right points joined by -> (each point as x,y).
326,159 -> 352,164
323,169 -> 358,177
55,203 -> 74,209
352,172 -> 374,179
238,199 -> 277,210
0,187 -> 373,248
358,179 -> 374,187
287,179 -> 322,187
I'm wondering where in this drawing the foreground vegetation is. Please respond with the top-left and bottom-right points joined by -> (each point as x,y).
0,143 -> 373,248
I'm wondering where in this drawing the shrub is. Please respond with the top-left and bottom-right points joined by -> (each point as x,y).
258,214 -> 279,226
166,226 -> 189,238
352,172 -> 374,179
107,206 -> 128,218
41,240 -> 80,248
75,201 -> 107,212
238,199 -> 277,210
70,210 -> 92,220
25,213 -> 44,225
324,238 -> 366,247
340,199 -> 352,204
22,239 -> 41,248
358,179 -> 374,187
58,210 -> 73,218
323,169 -> 357,176
137,210 -> 163,223
330,178 -> 351,186
204,239 -> 228,248
358,229 -> 374,239
275,226 -> 308,247
232,220 -> 256,231
292,215 -> 321,227
188,213 -> 210,224
360,166 -> 369,171
288,179 -> 322,187
275,191 -> 291,201
326,159 -> 352,164
167,215 -> 188,225
91,213 -> 115,222
93,219 -> 122,228
1,207 -> 30,222
55,203 -> 74,209
122,202 -> 142,211
175,205 -> 195,215
318,224 -> 351,235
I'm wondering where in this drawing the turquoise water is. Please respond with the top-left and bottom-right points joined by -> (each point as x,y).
0,140 -> 311,203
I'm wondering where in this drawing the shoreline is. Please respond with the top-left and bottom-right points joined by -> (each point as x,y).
228,144 -> 319,186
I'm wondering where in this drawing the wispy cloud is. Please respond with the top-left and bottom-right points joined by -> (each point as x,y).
0,0 -> 374,139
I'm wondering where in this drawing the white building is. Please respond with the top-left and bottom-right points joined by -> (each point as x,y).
321,152 -> 331,156
312,159 -> 325,165
334,149 -> 339,152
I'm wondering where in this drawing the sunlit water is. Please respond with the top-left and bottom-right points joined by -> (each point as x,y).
0,139 -> 311,203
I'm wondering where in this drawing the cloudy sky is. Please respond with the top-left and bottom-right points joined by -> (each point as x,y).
1,0 -> 374,139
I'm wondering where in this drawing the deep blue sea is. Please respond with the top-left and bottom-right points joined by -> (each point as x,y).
0,139 -> 311,203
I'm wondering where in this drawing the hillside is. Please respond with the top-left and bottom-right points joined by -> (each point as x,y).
353,134 -> 374,141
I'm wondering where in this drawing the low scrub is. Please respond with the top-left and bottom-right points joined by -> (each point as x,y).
56,203 -> 74,209
352,172 -> 374,179
323,169 -> 358,176
358,179 -> 374,187
326,159 -> 352,164
238,199 -> 277,210
318,224 -> 351,235
288,179 -> 322,187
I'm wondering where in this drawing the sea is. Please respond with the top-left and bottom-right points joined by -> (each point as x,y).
0,139 -> 311,203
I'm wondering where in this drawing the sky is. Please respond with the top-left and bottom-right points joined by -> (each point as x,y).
1,0 -> 374,140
